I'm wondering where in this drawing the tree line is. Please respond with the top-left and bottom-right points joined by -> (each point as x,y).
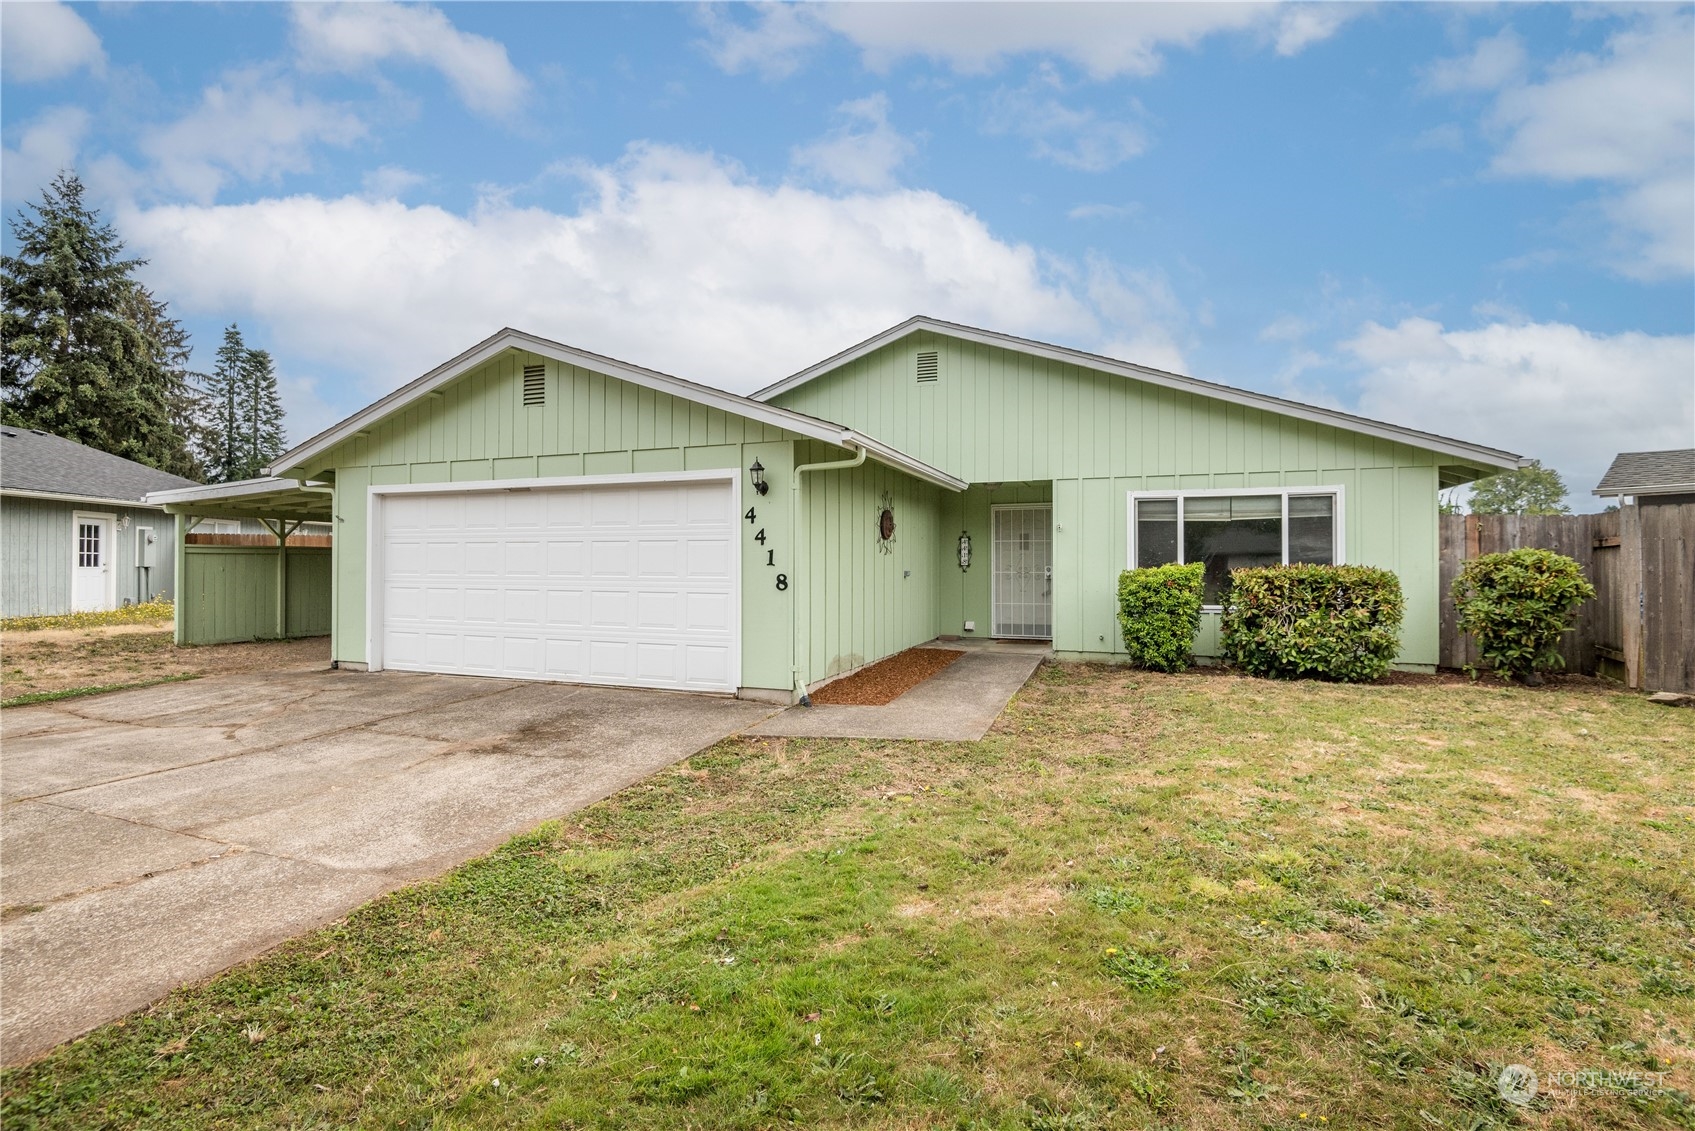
1,172 -> 284,483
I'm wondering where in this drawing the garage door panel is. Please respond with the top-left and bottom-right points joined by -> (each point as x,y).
686,591 -> 731,631
590,539 -> 632,577
464,541 -> 502,575
637,539 -> 681,577
425,587 -> 460,620
589,588 -> 632,628
380,479 -> 736,692
505,540 -> 543,576
545,490 -> 589,527
637,590 -> 679,628
686,538 -> 730,577
545,588 -> 587,626
546,540 -> 587,577
463,588 -> 501,623
503,588 -> 543,624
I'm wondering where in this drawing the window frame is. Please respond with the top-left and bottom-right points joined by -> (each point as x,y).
1125,485 -> 1347,609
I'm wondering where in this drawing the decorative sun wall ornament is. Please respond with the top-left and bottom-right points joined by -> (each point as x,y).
876,489 -> 897,554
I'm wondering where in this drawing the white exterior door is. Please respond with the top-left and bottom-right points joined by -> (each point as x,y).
991,505 -> 1053,639
71,513 -> 115,612
376,477 -> 738,692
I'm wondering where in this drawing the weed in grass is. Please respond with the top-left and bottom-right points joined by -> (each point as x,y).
1083,887 -> 1144,915
1101,948 -> 1181,993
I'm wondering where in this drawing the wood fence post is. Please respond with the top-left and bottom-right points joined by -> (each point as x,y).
1619,503 -> 1644,689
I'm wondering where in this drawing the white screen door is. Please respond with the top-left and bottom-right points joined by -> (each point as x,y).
991,505 -> 1052,639
71,514 -> 115,611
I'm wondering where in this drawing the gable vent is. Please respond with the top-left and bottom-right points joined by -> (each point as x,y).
915,350 -> 939,382
522,364 -> 546,406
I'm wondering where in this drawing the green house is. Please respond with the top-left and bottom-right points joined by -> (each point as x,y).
151,318 -> 1522,699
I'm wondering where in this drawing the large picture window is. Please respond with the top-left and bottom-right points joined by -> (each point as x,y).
1129,488 -> 1342,605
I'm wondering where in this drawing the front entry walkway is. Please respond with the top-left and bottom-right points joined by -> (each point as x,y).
749,641 -> 1047,742
0,669 -> 774,1064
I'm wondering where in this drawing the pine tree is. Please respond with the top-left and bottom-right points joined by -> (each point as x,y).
120,284 -> 209,480
204,324 -> 247,481
239,346 -> 285,478
1,172 -> 198,474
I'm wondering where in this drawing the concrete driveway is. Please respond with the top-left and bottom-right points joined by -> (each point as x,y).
0,669 -> 774,1065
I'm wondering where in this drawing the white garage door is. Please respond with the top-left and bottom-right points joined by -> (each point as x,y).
377,478 -> 738,692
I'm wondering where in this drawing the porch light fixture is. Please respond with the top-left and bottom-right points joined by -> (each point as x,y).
749,459 -> 769,496
957,530 -> 972,571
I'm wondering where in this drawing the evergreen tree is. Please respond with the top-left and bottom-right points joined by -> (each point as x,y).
239,346 -> 285,478
120,284 -> 209,479
1,172 -> 197,474
1468,460 -> 1571,515
204,324 -> 247,481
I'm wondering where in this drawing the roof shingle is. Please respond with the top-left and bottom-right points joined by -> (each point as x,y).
0,428 -> 199,503
1593,449 -> 1695,496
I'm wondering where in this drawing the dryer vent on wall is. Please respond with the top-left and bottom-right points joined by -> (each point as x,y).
915,350 -> 939,382
522,364 -> 546,406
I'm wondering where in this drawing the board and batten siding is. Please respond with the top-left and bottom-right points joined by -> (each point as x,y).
308,349 -> 802,692
1,497 -> 177,618
794,440 -> 947,686
770,331 -> 1448,668
177,545 -> 331,643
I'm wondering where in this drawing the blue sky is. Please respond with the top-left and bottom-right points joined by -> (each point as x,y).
3,2 -> 1691,505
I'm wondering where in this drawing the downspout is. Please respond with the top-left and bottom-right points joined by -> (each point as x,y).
292,478 -> 336,663
790,439 -> 868,705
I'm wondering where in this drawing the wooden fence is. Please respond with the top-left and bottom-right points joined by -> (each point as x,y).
1438,504 -> 1694,692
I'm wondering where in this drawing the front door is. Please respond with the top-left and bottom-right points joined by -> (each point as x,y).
991,505 -> 1052,639
71,513 -> 115,612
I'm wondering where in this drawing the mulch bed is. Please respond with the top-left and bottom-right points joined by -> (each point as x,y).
810,647 -> 964,706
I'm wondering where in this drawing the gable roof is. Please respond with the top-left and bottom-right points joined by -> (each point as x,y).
753,315 -> 1526,473
1594,449 -> 1695,497
268,328 -> 967,492
0,427 -> 197,506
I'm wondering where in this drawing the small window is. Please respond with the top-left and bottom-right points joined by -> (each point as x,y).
915,350 -> 939,382
522,363 -> 546,406
78,523 -> 101,567
1130,490 -> 1340,605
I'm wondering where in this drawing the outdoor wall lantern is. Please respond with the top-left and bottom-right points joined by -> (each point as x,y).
748,458 -> 769,496
957,530 -> 972,571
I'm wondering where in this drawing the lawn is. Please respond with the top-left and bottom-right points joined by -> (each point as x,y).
3,664 -> 1691,1130
0,626 -> 328,704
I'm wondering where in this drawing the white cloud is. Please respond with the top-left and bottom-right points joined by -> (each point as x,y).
985,66 -> 1147,172
1258,314 -> 1312,343
138,68 -> 366,202
292,2 -> 527,117
1345,317 -> 1695,498
361,165 -> 429,200
0,1 -> 104,83
791,93 -> 917,189
697,3 -> 824,80
702,2 -> 1353,81
1067,201 -> 1141,221
120,145 -> 1191,419
1437,14 -> 1694,278
1,105 -> 90,203
1422,28 -> 1526,94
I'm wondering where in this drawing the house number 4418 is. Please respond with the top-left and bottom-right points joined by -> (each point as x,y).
746,507 -> 788,591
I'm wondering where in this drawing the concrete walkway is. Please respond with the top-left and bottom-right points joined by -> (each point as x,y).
748,645 -> 1045,741
0,669 -> 774,1065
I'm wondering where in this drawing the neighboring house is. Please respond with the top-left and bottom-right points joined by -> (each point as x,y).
1,428 -> 197,618
151,318 -> 1523,698
1594,449 -> 1695,507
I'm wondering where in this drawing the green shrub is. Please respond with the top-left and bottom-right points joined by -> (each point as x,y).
1221,564 -> 1404,682
1117,563 -> 1206,672
1451,548 -> 1594,680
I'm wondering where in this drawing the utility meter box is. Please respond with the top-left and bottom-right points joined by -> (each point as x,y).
136,526 -> 157,568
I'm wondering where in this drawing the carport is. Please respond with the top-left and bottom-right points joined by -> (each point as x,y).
146,477 -> 335,646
